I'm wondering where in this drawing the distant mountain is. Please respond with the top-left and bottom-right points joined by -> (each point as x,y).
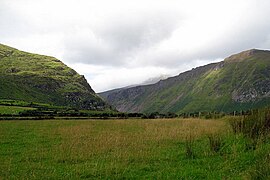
99,49 -> 270,113
99,74 -> 169,100
0,43 -> 107,110
140,74 -> 169,86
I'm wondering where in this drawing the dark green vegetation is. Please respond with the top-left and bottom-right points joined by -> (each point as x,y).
100,49 -> 270,113
0,99 -> 120,120
1,109 -> 270,179
0,99 -> 228,120
0,44 -> 107,110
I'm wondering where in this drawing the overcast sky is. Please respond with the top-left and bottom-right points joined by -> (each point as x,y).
1,0 -> 270,92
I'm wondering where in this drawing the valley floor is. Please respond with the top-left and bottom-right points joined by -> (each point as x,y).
0,118 -> 269,179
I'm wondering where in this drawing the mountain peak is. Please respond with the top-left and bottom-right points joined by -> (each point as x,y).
224,49 -> 268,62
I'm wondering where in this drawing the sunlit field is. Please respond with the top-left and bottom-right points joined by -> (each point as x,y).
0,118 -> 269,179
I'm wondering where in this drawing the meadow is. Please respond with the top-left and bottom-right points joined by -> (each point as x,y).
0,105 -> 36,115
0,117 -> 270,179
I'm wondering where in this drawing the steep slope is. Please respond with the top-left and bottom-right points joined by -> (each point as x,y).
100,49 -> 270,113
0,43 -> 107,110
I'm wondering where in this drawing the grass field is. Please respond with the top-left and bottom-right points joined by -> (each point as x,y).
0,118 -> 270,179
0,105 -> 36,115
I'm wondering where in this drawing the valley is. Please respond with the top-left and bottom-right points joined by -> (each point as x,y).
1,0 -> 270,179
1,44 -> 270,179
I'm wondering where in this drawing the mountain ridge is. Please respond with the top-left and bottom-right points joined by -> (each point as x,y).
98,74 -> 169,100
100,49 -> 270,113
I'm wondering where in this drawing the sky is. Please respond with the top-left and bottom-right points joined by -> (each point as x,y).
1,0 -> 270,92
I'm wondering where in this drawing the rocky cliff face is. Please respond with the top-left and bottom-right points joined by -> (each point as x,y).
100,49 -> 270,113
0,43 -> 107,110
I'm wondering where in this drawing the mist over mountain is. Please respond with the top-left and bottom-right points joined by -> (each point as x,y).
140,74 -> 169,86
98,74 -> 169,100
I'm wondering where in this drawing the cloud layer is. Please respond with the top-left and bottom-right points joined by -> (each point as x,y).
1,0 -> 270,91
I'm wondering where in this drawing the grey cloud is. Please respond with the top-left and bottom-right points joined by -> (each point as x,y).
193,2 -> 270,60
194,18 -> 270,61
143,7 -> 270,68
98,13 -> 178,51
64,2 -> 270,69
1,0 -> 270,71
62,12 -> 179,66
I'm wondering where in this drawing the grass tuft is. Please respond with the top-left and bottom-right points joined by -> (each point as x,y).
208,134 -> 224,154
185,134 -> 195,159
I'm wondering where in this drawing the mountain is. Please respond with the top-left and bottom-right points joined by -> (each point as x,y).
98,74 -> 169,100
0,43 -> 107,110
99,49 -> 270,113
140,74 -> 169,86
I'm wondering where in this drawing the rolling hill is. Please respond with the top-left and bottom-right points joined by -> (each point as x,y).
0,43 -> 107,110
100,49 -> 270,113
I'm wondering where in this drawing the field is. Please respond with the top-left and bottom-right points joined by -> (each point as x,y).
0,118 -> 270,179
0,105 -> 36,115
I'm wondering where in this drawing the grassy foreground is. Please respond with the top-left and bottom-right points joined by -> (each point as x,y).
0,118 -> 269,179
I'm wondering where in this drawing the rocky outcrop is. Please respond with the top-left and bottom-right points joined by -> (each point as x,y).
232,80 -> 270,103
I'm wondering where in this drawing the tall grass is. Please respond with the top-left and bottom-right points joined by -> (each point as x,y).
249,149 -> 270,179
185,134 -> 195,158
229,108 -> 270,149
207,134 -> 224,154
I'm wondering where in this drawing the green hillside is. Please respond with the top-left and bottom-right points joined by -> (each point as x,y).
0,43 -> 107,110
100,49 -> 270,113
